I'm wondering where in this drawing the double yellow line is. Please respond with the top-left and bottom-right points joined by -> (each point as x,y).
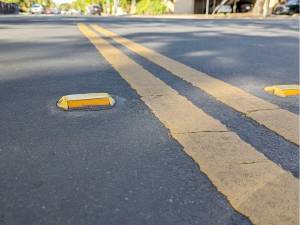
90,24 -> 299,146
78,23 -> 298,225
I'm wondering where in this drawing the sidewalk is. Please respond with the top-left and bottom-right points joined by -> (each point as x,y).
128,13 -> 299,20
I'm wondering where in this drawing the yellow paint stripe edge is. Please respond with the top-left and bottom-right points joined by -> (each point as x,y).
78,23 -> 298,225
265,85 -> 300,97
91,24 -> 299,145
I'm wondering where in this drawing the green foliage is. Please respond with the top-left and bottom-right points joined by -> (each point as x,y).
70,0 -> 105,13
136,0 -> 166,15
120,0 -> 130,11
5,0 -> 167,14
59,2 -> 71,10
70,0 -> 84,12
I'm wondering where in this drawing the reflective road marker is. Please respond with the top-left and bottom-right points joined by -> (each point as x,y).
79,23 -> 298,225
265,84 -> 300,97
57,93 -> 115,110
91,24 -> 299,146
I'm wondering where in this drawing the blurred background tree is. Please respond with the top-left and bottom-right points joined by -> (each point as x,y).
59,2 -> 71,10
136,0 -> 166,14
2,0 -> 167,14
70,0 -> 105,13
71,0 -> 166,14
3,0 -> 56,12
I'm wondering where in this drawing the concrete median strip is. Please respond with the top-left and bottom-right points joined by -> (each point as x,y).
90,24 -> 299,146
78,23 -> 298,225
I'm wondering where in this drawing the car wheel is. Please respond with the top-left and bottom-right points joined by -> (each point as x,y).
274,7 -> 284,14
288,9 -> 295,15
240,4 -> 252,12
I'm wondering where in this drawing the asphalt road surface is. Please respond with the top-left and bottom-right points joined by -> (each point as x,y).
0,15 -> 298,225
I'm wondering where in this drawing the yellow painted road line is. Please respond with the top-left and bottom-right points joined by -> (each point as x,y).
90,24 -> 299,146
78,23 -> 298,225
265,85 -> 300,97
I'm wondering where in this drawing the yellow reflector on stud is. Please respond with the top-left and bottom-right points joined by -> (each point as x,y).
264,85 -> 300,97
57,93 -> 115,110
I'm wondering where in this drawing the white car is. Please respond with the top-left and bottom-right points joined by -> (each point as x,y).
30,4 -> 43,14
217,5 -> 232,13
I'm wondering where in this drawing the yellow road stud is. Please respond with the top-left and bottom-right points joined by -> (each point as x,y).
57,93 -> 115,110
264,85 -> 300,97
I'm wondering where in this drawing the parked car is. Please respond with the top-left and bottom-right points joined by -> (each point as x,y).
69,9 -> 81,15
44,8 -> 51,14
30,4 -> 43,14
212,4 -> 233,13
51,8 -> 59,14
86,4 -> 102,15
209,0 -> 254,13
236,0 -> 254,12
273,0 -> 299,14
0,1 -> 19,14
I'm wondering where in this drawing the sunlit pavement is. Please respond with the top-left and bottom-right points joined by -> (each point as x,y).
0,16 -> 298,225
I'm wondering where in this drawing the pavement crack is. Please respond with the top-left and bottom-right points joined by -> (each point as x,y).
144,94 -> 164,98
173,130 -> 229,135
141,94 -> 173,99
246,107 -> 280,114
239,160 -> 269,165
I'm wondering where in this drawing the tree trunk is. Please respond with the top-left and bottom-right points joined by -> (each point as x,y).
113,0 -> 119,15
263,0 -> 271,16
253,0 -> 265,14
205,0 -> 210,14
105,0 -> 110,14
213,0 -> 229,14
233,0 -> 237,12
213,0 -> 216,12
130,0 -> 136,14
